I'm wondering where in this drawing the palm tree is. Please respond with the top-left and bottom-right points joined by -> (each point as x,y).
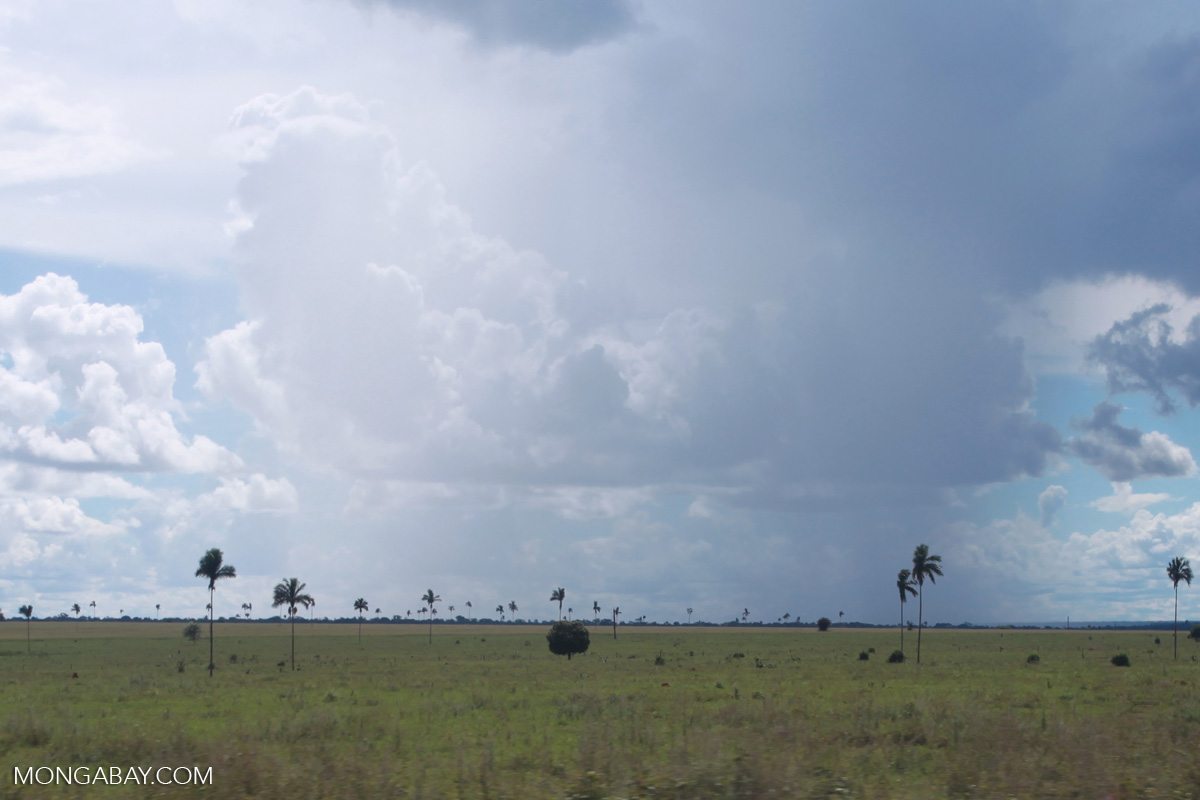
496,604 -> 505,621
911,544 -> 943,665
19,605 -> 32,653
742,608 -> 749,623
241,602 -> 251,620
550,587 -> 566,620
593,601 -> 601,623
71,603 -> 81,631
422,590 -> 441,644
782,612 -> 791,624
273,578 -> 314,670
687,607 -> 693,624
195,548 -> 236,677
89,600 -> 96,619
612,606 -> 621,639
508,600 -> 518,622
896,568 -> 917,652
156,603 -> 161,619
1167,556 -> 1194,660
567,607 -> 573,620
465,600 -> 473,620
354,598 -> 369,645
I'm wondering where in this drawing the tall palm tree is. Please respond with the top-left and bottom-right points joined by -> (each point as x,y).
354,597 -> 369,645
550,587 -> 566,620
911,544 -> 943,664
593,601 -> 601,623
89,600 -> 96,619
508,600 -> 518,622
465,600 -> 473,620
612,606 -> 621,639
71,603 -> 81,631
195,548 -> 237,677
1167,556 -> 1194,660
156,603 -> 161,619
496,604 -> 505,621
422,590 -> 441,644
896,569 -> 917,652
19,605 -> 32,653
241,602 -> 251,620
742,608 -> 749,623
273,578 -> 314,671
687,607 -> 693,624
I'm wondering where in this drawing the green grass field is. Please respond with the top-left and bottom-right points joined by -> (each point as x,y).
2,622 -> 1199,799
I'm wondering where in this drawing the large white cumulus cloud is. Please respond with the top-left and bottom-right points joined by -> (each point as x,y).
198,87 -> 1061,509
0,273 -> 240,473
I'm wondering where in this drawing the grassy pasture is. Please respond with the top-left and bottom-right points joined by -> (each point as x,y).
1,624 -> 1199,799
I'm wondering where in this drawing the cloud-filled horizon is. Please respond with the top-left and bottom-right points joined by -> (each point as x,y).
1,1 -> 1199,626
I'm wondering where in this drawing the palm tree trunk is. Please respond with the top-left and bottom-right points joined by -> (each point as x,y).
916,587 -> 923,664
1174,585 -> 1179,660
900,600 -> 904,652
291,614 -> 296,670
209,587 -> 215,677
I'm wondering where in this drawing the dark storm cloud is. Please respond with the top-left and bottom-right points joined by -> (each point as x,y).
1088,304 -> 1200,414
1066,401 -> 1195,481
370,0 -> 638,52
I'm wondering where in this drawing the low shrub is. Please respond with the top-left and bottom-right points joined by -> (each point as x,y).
858,651 -> 870,661
817,617 -> 831,632
887,650 -> 905,663
1111,653 -> 1131,667
1026,653 -> 1040,664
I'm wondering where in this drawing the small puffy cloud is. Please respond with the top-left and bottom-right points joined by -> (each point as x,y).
370,0 -> 638,52
1088,303 -> 1200,414
0,273 -> 241,474
1038,484 -> 1067,527
1092,482 -> 1171,514
1066,402 -> 1196,482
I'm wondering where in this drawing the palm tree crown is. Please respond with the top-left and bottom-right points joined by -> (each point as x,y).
551,587 -> 566,619
273,578 -> 314,670
1167,556 -> 1193,660
195,548 -> 236,677
354,597 -> 369,645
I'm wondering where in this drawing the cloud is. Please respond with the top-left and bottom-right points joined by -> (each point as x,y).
1092,482 -> 1171,514
370,0 -> 639,52
1038,484 -> 1067,527
0,274 -> 241,473
1088,303 -> 1200,414
1066,401 -> 1196,482
196,87 -> 1064,508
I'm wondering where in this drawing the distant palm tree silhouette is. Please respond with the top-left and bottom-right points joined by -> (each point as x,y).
465,600 -> 473,620
1167,556 -> 1193,660
72,603 -> 81,631
687,607 -> 693,624
896,569 -> 917,652
593,601 -> 601,623
612,606 -> 621,639
195,548 -> 236,677
273,578 -> 314,671
156,603 -> 162,619
911,544 -> 943,664
422,590 -> 441,643
89,600 -> 96,619
354,597 -> 369,644
550,587 -> 565,620
19,605 -> 32,652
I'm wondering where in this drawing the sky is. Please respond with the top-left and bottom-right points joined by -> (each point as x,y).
1,0 -> 1199,626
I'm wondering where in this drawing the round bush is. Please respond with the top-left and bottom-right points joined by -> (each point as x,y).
858,651 -> 869,661
1111,653 -> 1131,667
887,649 -> 905,663
817,617 -> 831,631
546,620 -> 590,661
1026,653 -> 1040,664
